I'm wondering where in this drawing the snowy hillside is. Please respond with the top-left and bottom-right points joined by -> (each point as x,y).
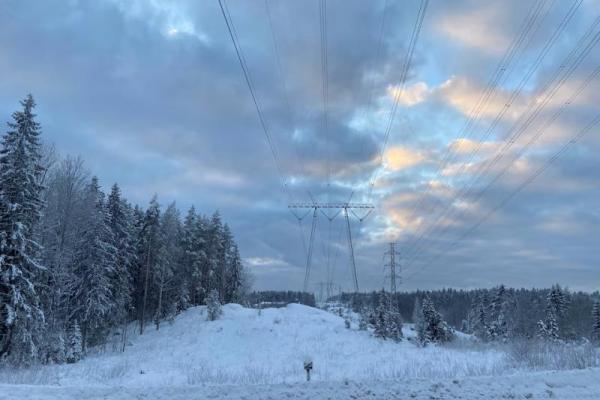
5,303 -> 506,386
1,303 -> 599,399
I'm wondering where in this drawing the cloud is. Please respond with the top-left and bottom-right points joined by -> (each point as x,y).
436,3 -> 510,55
437,76 -> 526,121
384,146 -> 425,171
0,0 -> 599,292
450,138 -> 497,155
387,81 -> 430,106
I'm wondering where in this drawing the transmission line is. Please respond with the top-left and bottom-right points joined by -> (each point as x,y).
404,13 -> 598,266
404,111 -> 600,282
218,0 -> 291,201
264,0 -> 310,185
401,0 -> 553,258
367,0 -> 429,200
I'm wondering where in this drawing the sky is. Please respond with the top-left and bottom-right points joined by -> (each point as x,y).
0,0 -> 599,294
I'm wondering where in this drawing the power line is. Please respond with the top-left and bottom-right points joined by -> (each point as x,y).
404,111 -> 600,282
404,13 -> 598,266
402,0 -> 553,259
367,0 -> 429,201
319,0 -> 331,191
264,0 -> 308,185
218,0 -> 291,200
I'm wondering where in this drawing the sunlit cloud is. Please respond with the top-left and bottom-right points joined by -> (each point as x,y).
436,3 -> 510,55
384,146 -> 425,171
387,81 -> 430,107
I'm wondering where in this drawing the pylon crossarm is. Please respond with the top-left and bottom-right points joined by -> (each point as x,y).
288,202 -> 374,209
320,208 -> 342,221
290,208 -> 312,221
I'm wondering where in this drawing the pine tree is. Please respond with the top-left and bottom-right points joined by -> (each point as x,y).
413,297 -> 426,345
373,290 -> 389,339
547,284 -> 569,318
206,289 -> 222,321
488,285 -> 508,341
68,177 -> 116,350
387,306 -> 404,342
473,295 -> 489,341
591,301 -> 600,344
419,295 -> 454,345
537,312 -> 559,342
153,202 -> 180,330
205,211 -> 224,301
545,284 -> 569,338
45,330 -> 66,364
0,94 -> 46,365
66,321 -> 82,363
358,308 -> 368,331
181,207 -> 205,306
223,223 -> 244,304
137,196 -> 162,334
106,184 -> 135,335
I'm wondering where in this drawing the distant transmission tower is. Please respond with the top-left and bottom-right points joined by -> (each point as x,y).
384,242 -> 401,293
289,201 -> 374,293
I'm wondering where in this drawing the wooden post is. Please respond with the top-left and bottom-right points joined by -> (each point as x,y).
303,359 -> 313,382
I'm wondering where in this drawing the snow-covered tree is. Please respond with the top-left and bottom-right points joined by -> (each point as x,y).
68,177 -> 116,350
66,321 -> 82,363
473,295 -> 489,340
43,329 -> 66,364
487,285 -> 509,341
153,202 -> 180,330
387,306 -> 403,342
545,284 -> 569,338
136,196 -> 162,335
418,296 -> 454,345
537,310 -> 559,342
106,184 -> 135,336
180,206 -> 205,306
223,223 -> 244,303
38,156 -> 88,338
358,308 -> 368,331
592,301 -> 600,344
206,289 -> 222,321
205,211 -> 224,302
373,290 -> 389,339
0,94 -> 46,365
547,284 -> 569,318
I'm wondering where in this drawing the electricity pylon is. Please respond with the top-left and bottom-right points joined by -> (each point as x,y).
384,242 -> 400,293
289,202 -> 374,293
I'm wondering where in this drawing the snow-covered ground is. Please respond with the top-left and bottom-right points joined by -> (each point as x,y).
1,304 -> 599,399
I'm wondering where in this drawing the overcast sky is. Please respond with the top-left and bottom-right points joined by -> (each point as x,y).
0,0 -> 599,293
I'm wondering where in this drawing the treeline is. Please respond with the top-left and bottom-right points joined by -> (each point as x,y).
0,95 -> 250,366
246,291 -> 316,307
340,285 -> 600,342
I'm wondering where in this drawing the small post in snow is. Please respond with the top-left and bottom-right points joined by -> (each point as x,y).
303,358 -> 313,382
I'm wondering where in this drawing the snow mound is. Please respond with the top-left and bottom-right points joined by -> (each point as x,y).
6,304 -> 508,387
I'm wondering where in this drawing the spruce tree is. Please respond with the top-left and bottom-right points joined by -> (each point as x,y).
488,285 -> 508,341
387,306 -> 404,342
474,296 -> 489,340
206,289 -> 222,321
419,295 -> 454,345
137,196 -> 162,334
66,321 -> 82,363
106,184 -> 135,333
153,202 -> 180,330
358,308 -> 368,331
68,177 -> 116,350
0,94 -> 46,365
373,290 -> 389,339
591,301 -> 600,344
181,207 -> 205,305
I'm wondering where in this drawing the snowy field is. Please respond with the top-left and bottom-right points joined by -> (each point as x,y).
1,304 -> 599,399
